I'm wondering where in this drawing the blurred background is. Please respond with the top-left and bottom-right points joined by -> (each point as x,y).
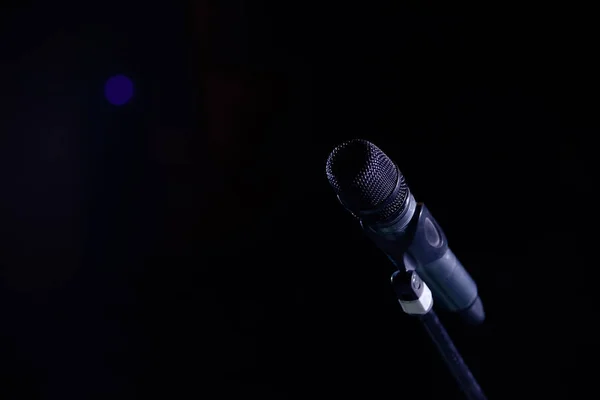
0,1 -> 595,399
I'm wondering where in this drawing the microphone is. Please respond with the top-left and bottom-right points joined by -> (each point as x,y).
325,139 -> 485,324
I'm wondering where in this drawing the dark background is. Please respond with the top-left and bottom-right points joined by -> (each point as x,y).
0,1 -> 595,399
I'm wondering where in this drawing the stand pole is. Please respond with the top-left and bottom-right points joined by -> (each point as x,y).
392,269 -> 487,400
419,310 -> 487,400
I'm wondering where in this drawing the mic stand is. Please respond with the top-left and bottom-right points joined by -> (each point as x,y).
391,270 -> 487,400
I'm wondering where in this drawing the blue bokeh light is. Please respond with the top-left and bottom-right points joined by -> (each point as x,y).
104,75 -> 134,106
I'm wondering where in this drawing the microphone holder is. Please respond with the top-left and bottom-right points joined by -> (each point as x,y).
391,270 -> 487,400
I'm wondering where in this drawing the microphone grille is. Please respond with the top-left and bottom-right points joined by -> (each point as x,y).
325,139 -> 408,220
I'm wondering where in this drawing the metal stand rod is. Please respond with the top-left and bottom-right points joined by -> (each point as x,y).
419,310 -> 487,400
392,270 -> 486,400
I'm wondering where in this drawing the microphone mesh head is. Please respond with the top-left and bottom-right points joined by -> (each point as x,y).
325,139 -> 408,222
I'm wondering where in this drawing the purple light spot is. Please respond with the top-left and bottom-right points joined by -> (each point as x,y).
104,75 -> 134,106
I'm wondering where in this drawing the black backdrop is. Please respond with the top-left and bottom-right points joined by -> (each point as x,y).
0,2 -> 595,399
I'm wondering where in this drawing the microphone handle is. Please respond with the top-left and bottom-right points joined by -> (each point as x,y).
365,202 -> 484,324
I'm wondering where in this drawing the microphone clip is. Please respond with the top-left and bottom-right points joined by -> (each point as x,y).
391,269 -> 433,315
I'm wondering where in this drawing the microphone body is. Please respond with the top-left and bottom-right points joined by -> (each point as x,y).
326,139 -> 484,324
363,193 -> 483,324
